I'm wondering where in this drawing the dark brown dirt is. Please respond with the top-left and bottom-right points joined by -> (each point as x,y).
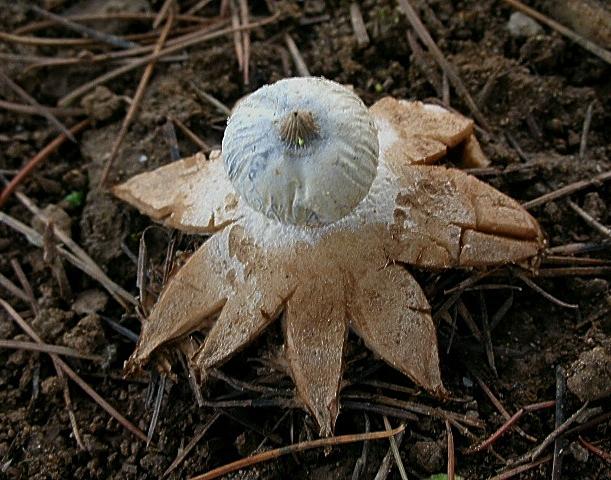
0,1 -> 610,479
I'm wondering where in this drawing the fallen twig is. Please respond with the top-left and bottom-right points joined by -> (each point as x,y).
169,115 -> 212,152
0,119 -> 90,208
446,420 -> 455,480
0,211 -> 136,307
30,5 -> 139,49
567,199 -> 611,239
579,102 -> 594,160
239,0 -> 251,84
397,0 -> 492,131
0,339 -> 103,362
100,12 -> 175,186
489,454 -> 552,480
383,417 -> 408,480
517,402 -> 590,464
163,413 -> 222,478
0,99 -> 84,117
57,14 -> 279,106
351,413 -> 370,480
512,269 -> 579,309
522,170 -> 611,209
501,0 -> 611,65
551,367 -> 566,480
350,3 -> 370,47
472,372 -> 536,442
0,298 -> 147,443
578,436 -> 611,464
466,400 -> 555,454
190,424 -> 406,480
0,69 -> 75,141
285,32 -> 310,76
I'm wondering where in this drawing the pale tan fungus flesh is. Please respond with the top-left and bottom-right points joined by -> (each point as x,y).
114,98 -> 544,436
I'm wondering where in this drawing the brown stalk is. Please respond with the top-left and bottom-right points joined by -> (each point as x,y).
100,12 -> 175,186
350,3 -> 370,47
0,338 -> 103,361
190,83 -> 231,115
512,269 -> 578,309
489,454 -> 553,480
0,298 -> 148,443
406,31 -> 443,97
13,12 -> 209,35
285,32 -> 310,76
57,14 -> 278,106
43,222 -> 72,301
516,402 -> 590,464
30,5 -> 138,49
537,266 -> 611,277
383,416 -> 408,480
373,428 -> 406,480
0,99 -> 84,117
0,210 -> 136,308
0,272 -> 29,303
230,0 -> 244,71
472,373 -> 536,442
3,266 -> 85,449
239,0 -> 251,84
579,101 -> 594,160
567,199 -> 611,238
446,420 -> 455,480
466,400 -> 555,454
522,170 -> 611,209
163,413 -> 222,478
186,0 -> 217,15
0,69 -> 75,141
169,115 -> 211,152
154,0 -> 175,29
501,0 -> 611,64
189,425 -> 405,480
578,436 -> 611,464
10,259 -> 39,316
0,119 -> 90,208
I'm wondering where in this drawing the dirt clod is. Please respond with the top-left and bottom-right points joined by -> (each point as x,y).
408,439 -> 445,473
567,346 -> 611,402
62,313 -> 106,353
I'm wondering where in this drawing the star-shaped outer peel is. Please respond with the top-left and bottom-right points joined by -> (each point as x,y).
114,98 -> 545,436
113,151 -> 242,234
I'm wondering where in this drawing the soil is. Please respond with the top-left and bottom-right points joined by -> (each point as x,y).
0,1 -> 610,479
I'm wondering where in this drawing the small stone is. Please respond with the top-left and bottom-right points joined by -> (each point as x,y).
81,86 -> 123,122
567,130 -> 581,148
139,453 -> 166,473
567,347 -> 611,401
72,289 -> 109,315
41,376 -> 62,395
62,314 -> 106,353
409,440 -> 445,473
32,308 -> 74,343
31,204 -> 72,236
568,441 -> 589,463
583,192 -> 606,222
507,12 -> 544,38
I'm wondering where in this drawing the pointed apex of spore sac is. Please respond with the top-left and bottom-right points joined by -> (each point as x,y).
280,110 -> 319,148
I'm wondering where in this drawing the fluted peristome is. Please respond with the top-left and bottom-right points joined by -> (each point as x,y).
222,77 -> 379,227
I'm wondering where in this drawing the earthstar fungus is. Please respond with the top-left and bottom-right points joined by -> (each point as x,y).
114,77 -> 544,436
